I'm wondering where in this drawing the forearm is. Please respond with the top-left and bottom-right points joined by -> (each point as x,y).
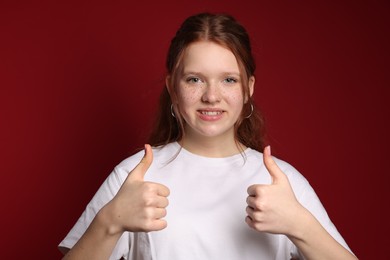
289,208 -> 357,260
62,206 -> 123,260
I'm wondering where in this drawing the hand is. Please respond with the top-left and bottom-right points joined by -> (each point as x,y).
245,146 -> 305,236
102,144 -> 170,234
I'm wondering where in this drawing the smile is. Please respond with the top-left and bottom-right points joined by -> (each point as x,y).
197,109 -> 225,121
200,111 -> 223,116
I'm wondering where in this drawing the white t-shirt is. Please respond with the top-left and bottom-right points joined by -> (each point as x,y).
59,142 -> 351,259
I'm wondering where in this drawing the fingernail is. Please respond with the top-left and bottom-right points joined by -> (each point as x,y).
266,145 -> 271,155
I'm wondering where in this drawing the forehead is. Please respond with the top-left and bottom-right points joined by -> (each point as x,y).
181,41 -> 240,74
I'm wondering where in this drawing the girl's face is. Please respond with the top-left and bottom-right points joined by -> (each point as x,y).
174,41 -> 254,142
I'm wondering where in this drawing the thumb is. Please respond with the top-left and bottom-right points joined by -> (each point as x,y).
263,146 -> 285,185
128,144 -> 154,181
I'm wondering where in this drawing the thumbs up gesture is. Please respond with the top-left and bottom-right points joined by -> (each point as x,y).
245,146 -> 306,237
102,144 -> 170,234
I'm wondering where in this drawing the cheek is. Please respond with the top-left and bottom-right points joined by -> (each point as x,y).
178,87 -> 200,105
222,89 -> 244,106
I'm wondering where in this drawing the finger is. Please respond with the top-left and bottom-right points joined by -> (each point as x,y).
147,219 -> 168,231
246,206 -> 265,223
246,196 -> 257,209
153,208 -> 167,219
129,144 -> 154,181
263,145 -> 285,185
247,184 -> 260,196
157,184 -> 170,197
247,184 -> 256,196
155,196 -> 169,208
247,184 -> 267,196
245,208 -> 254,225
246,205 -> 255,216
245,216 -> 255,229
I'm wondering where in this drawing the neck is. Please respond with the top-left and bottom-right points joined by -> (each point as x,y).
179,132 -> 245,158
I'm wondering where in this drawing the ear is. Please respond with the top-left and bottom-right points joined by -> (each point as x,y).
244,76 -> 255,103
165,75 -> 171,95
166,75 -> 177,105
249,76 -> 255,97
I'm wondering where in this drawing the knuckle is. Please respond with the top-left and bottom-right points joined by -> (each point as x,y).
141,207 -> 153,218
142,183 -> 157,193
143,197 -> 155,207
255,185 -> 265,195
252,211 -> 264,222
254,199 -> 267,210
142,218 -> 154,230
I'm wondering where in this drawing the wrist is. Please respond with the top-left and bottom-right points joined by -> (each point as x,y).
96,203 -> 124,237
287,206 -> 315,242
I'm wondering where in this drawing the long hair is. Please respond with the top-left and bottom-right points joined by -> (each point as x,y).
148,13 -> 266,152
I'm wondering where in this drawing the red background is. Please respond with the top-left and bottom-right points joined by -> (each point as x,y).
1,1 -> 389,259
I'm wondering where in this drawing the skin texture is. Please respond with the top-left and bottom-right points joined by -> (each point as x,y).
62,41 -> 357,260
173,41 -> 254,157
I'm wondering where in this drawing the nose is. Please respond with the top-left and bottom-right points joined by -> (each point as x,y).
201,82 -> 221,104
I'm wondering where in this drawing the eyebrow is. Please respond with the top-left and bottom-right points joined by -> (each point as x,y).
182,71 -> 241,77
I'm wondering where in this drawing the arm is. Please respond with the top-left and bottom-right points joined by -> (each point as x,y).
62,206 -> 125,260
62,145 -> 170,260
246,146 -> 357,260
287,207 -> 356,260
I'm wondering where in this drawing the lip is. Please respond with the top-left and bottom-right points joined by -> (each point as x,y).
197,108 -> 225,121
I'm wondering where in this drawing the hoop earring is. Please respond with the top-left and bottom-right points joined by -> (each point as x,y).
171,104 -> 176,118
245,103 -> 254,119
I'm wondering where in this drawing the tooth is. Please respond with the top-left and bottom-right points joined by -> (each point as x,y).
202,111 -> 220,115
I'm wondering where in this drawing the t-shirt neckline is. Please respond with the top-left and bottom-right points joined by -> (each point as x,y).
171,141 -> 252,164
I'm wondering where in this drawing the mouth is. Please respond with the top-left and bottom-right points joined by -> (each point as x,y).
199,110 -> 223,116
197,109 -> 225,121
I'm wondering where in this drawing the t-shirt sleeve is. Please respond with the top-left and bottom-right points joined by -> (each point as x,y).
275,159 -> 353,259
58,154 -> 142,259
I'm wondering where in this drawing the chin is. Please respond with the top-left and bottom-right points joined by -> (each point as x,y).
196,128 -> 233,139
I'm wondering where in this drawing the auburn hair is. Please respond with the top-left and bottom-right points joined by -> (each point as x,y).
148,13 -> 266,152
